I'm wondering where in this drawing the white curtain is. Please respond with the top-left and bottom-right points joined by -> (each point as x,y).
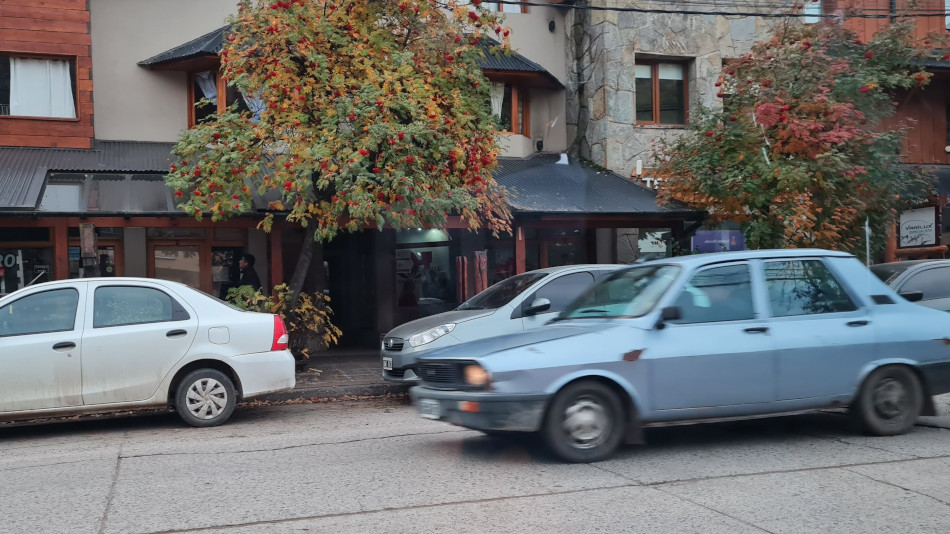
490,82 -> 505,118
242,92 -> 265,123
194,71 -> 218,99
9,57 -> 76,118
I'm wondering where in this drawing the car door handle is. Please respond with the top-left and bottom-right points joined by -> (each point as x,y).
166,329 -> 187,338
847,320 -> 870,327
744,327 -> 769,334
53,342 -> 76,350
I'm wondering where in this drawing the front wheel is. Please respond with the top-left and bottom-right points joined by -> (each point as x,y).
542,380 -> 625,463
175,369 -> 237,428
852,365 -> 923,436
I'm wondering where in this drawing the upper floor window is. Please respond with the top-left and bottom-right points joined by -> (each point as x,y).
803,0 -> 823,24
189,70 -> 263,127
0,54 -> 77,119
490,82 -> 530,136
482,1 -> 524,14
635,62 -> 687,126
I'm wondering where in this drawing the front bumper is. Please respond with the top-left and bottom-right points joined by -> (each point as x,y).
409,386 -> 550,432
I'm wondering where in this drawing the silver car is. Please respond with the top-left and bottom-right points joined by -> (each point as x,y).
381,265 -> 625,382
870,259 -> 950,312
410,249 -> 950,462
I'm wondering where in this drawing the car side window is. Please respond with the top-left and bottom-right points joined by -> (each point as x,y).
669,264 -> 754,324
0,289 -> 80,337
900,267 -> 950,301
528,272 -> 595,314
764,260 -> 857,317
93,286 -> 189,328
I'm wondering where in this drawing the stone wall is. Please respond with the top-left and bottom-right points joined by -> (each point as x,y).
565,1 -> 786,179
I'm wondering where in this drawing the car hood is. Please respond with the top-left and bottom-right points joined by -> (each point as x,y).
417,320 -> 619,362
385,309 -> 497,339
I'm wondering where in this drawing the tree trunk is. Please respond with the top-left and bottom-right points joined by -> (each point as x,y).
287,228 -> 318,308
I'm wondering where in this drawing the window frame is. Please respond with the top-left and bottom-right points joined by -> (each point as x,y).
481,1 -> 526,14
634,60 -> 689,126
519,271 -> 595,317
0,288 -> 80,337
187,70 -> 226,128
0,51 -> 80,122
898,266 -> 950,301
763,258 -> 859,318
492,81 -> 530,137
667,262 -> 757,325
92,285 -> 190,329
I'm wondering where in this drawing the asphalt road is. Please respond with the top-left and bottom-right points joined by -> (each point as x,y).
2,396 -> 950,534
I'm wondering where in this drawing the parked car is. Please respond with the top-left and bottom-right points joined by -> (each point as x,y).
870,259 -> 950,311
410,249 -> 950,462
0,277 -> 295,427
381,264 -> 626,382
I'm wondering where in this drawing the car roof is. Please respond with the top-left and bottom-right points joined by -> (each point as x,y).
4,277 -> 195,293
527,264 -> 629,275
629,249 -> 853,268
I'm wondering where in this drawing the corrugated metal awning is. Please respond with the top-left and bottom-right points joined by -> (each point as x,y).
0,141 -> 176,210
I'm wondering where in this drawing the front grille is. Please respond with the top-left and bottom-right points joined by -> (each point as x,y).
382,337 -> 404,351
418,362 -> 459,384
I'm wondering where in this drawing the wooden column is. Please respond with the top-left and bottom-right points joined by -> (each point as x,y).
52,221 -> 69,280
514,224 -> 526,274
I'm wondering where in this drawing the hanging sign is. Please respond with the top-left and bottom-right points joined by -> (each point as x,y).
898,207 -> 938,248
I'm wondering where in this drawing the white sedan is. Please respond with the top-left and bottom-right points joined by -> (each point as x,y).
0,277 -> 295,427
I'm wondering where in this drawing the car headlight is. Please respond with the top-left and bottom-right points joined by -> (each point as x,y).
463,364 -> 492,387
407,323 -> 456,348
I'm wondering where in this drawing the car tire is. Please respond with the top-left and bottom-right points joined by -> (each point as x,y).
174,369 -> 237,428
542,380 -> 624,463
853,365 -> 922,436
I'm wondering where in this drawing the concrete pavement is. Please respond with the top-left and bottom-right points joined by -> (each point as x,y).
259,347 -> 412,402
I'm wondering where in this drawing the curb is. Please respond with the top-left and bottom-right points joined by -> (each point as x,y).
257,383 -> 412,402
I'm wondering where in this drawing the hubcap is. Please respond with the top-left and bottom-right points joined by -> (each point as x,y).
562,397 -> 609,449
872,377 -> 907,421
185,378 -> 228,420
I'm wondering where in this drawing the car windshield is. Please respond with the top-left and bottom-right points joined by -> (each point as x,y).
558,264 -> 681,319
456,272 -> 547,310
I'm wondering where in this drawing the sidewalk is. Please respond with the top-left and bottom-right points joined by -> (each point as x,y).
258,347 -> 412,402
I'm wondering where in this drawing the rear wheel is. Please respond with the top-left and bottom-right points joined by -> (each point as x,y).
543,380 -> 624,463
853,366 -> 922,436
175,369 -> 237,428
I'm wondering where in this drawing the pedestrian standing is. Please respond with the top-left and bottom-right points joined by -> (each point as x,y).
238,254 -> 263,292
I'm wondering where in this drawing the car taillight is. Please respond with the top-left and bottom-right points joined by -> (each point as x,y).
272,315 -> 289,351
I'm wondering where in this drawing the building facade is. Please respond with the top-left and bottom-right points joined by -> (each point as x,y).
1,0 -> 704,346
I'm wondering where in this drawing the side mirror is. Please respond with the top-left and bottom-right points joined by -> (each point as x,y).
900,291 -> 924,303
655,306 -> 681,330
525,297 -> 552,316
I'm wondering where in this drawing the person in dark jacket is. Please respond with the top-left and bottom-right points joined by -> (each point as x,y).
238,254 -> 263,292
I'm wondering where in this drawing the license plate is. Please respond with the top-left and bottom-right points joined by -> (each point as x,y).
382,357 -> 393,371
418,398 -> 441,420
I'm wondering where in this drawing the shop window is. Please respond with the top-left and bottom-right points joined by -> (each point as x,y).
153,245 -> 201,289
0,228 -> 49,242
68,246 -> 117,278
0,53 -> 77,119
635,62 -> 687,125
396,245 -> 456,318
0,248 -> 54,295
490,82 -> 530,136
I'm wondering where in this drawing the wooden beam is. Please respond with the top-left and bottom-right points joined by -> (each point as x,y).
52,220 -> 68,280
514,224 -> 525,274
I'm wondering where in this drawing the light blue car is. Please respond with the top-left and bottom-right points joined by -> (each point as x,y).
410,249 -> 950,462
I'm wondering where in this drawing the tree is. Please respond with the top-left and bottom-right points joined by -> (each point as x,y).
166,0 -> 512,302
652,16 -> 946,255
